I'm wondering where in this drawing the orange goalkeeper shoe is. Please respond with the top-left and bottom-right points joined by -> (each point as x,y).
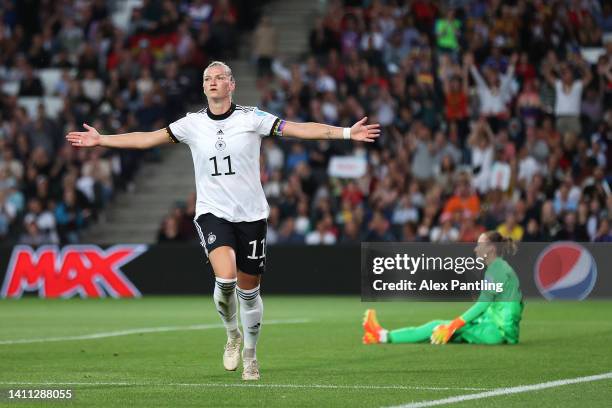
363,309 -> 382,333
362,309 -> 383,344
362,330 -> 380,345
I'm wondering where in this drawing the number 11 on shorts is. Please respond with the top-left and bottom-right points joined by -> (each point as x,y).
247,239 -> 266,259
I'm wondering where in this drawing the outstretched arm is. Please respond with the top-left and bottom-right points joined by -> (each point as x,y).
66,124 -> 173,149
470,66 -> 486,87
282,116 -> 380,142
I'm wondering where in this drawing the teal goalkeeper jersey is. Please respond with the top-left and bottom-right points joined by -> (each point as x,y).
461,257 -> 524,343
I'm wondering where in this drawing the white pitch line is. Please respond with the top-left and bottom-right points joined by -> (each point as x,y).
388,372 -> 612,408
0,319 -> 310,345
0,381 -> 489,392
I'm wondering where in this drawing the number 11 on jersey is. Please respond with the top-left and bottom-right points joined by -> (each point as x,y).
209,155 -> 236,176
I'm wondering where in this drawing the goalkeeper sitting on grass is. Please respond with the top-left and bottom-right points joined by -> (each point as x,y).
363,231 -> 524,345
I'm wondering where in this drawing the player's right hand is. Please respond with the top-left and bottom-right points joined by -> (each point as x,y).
430,317 -> 465,345
66,123 -> 101,147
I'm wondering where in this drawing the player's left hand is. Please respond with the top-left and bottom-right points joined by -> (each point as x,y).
430,317 -> 465,345
350,117 -> 380,143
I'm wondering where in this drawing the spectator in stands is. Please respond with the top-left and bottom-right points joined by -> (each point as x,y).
157,215 -> 181,243
497,212 -> 524,241
543,54 -> 593,136
305,215 -> 337,245
430,212 -> 459,242
556,211 -> 590,241
18,65 -> 44,97
277,217 -> 304,244
365,211 -> 396,242
442,172 -> 480,218
253,16 -> 277,79
435,8 -> 461,56
55,188 -> 89,244
466,52 -> 517,130
23,197 -> 59,244
3,0 -> 611,248
594,218 -> 612,242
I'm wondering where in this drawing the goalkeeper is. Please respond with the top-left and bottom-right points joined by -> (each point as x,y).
363,231 -> 524,345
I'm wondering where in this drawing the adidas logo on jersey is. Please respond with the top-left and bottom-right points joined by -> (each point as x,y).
216,129 -> 224,135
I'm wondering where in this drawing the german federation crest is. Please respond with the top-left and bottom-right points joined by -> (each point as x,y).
534,242 -> 597,300
215,138 -> 226,151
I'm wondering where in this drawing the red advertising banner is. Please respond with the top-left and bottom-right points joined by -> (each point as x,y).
1,245 -> 147,298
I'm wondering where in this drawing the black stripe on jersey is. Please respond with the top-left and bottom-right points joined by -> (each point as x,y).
166,126 -> 179,143
269,118 -> 281,137
207,103 -> 236,120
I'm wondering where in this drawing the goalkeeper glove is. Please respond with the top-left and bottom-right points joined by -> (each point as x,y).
430,317 -> 465,345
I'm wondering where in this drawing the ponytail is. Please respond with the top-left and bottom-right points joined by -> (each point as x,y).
501,236 -> 517,257
484,231 -> 517,257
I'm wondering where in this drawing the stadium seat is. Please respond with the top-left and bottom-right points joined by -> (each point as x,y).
17,96 -> 63,119
1,81 -> 19,96
38,69 -> 63,96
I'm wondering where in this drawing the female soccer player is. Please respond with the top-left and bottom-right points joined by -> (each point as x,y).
66,61 -> 380,380
363,231 -> 524,345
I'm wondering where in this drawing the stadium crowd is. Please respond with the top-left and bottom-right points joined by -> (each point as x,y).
161,0 -> 612,244
0,0 -> 609,246
0,0 -> 259,244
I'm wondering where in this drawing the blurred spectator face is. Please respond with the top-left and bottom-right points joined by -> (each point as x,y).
370,212 -> 389,234
561,67 -> 573,84
527,218 -> 539,234
25,220 -> 39,236
163,217 -> 178,238
292,200 -> 306,217
505,213 -> 517,228
564,212 -> 577,229
450,76 -> 461,92
484,68 -> 499,88
36,176 -> 49,196
63,189 -> 76,206
316,218 -> 327,234
457,176 -> 470,197
27,198 -> 42,214
280,217 -> 295,236
541,201 -> 555,223
559,184 -> 570,200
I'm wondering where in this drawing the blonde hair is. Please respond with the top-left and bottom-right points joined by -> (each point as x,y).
203,61 -> 234,82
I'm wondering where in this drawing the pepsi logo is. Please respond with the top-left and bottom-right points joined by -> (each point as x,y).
534,242 -> 597,300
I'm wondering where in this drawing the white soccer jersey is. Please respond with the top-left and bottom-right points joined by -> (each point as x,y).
167,103 -> 281,222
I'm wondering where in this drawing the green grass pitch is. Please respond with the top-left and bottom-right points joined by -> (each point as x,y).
1,296 -> 611,407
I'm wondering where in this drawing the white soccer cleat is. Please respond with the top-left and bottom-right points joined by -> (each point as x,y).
242,358 -> 260,381
223,333 -> 242,371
